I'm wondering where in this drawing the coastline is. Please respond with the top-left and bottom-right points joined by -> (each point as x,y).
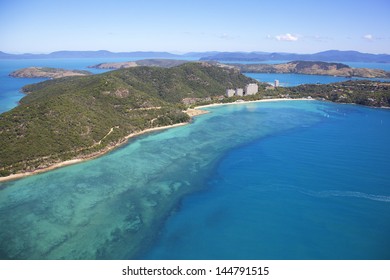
195,97 -> 314,109
0,98 -> 310,183
0,122 -> 189,183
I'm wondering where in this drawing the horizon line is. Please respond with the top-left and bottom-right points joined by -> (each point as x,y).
1,49 -> 390,56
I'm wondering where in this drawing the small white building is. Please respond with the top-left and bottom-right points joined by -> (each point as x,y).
235,88 -> 244,96
274,80 -> 280,87
245,83 -> 258,95
226,89 -> 235,97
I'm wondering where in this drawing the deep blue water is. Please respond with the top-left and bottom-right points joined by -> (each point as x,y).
1,59 -> 389,113
1,99 -> 389,259
0,57 -> 198,113
143,102 -> 390,259
0,59 -> 390,260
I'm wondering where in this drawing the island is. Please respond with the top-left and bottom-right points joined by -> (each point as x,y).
1,62 -> 389,179
10,67 -> 92,79
2,49 -> 390,63
89,59 -> 190,69
0,63 -> 253,178
89,59 -> 390,79
230,61 -> 390,79
199,50 -> 390,63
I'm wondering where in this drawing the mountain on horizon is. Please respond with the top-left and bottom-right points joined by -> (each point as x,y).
200,50 -> 390,63
0,50 -> 182,59
0,50 -> 389,63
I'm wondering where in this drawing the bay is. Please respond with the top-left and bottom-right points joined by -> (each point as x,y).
144,101 -> 390,260
0,57 -> 198,113
0,100 -> 389,259
1,59 -> 389,113
1,58 -> 390,260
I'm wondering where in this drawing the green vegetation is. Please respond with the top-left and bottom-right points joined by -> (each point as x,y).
0,63 -> 254,176
291,61 -> 349,70
186,80 -> 390,108
275,80 -> 390,107
1,61 -> 389,178
10,67 -> 91,78
231,61 -> 390,78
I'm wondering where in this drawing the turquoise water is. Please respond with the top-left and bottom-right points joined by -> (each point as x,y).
0,58 -> 108,113
144,102 -> 390,260
1,100 -> 389,259
1,59 -> 389,113
1,59 -> 390,259
0,57 -> 198,113
344,62 -> 390,71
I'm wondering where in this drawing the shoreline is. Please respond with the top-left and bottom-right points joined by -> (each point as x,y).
0,122 -> 189,183
0,98 -> 311,183
195,97 -> 314,109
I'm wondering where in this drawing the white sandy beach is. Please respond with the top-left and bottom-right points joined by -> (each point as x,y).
195,97 -> 314,109
0,123 -> 189,183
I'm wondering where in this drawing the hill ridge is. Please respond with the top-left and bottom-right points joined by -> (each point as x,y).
0,62 -> 255,177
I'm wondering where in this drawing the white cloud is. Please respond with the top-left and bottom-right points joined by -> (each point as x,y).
363,34 -> 374,41
275,33 -> 298,41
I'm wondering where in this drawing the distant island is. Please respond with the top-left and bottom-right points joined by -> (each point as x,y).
10,67 -> 91,79
199,50 -> 390,63
11,61 -> 390,80
1,49 -> 390,63
0,50 -> 184,59
231,61 -> 390,79
1,62 -> 389,180
89,59 -> 189,69
90,59 -> 390,79
0,62 -> 253,178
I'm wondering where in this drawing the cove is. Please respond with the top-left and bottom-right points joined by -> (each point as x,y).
0,100 -> 389,259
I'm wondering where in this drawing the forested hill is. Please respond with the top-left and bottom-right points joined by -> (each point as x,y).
0,62 -> 255,176
231,61 -> 390,78
10,67 -> 91,79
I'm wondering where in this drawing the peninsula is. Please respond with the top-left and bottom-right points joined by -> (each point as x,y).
10,67 -> 92,79
231,61 -> 390,79
89,59 -> 190,69
0,63 -> 254,178
89,59 -> 390,79
1,62 -> 390,180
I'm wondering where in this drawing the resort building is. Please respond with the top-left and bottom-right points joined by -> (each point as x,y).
226,89 -> 235,97
235,88 -> 244,96
226,83 -> 259,97
244,83 -> 259,95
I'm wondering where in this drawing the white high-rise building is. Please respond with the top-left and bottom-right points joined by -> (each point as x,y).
235,88 -> 244,96
245,83 -> 258,95
226,89 -> 235,97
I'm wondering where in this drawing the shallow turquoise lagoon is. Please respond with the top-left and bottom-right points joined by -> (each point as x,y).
0,100 -> 389,259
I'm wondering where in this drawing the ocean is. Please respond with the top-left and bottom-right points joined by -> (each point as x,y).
0,57 -> 198,113
144,102 -> 390,259
1,59 -> 389,113
0,59 -> 389,260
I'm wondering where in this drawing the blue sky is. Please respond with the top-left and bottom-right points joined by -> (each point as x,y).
1,0 -> 389,54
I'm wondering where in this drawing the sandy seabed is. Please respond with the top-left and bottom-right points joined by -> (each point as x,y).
0,98 -> 312,182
